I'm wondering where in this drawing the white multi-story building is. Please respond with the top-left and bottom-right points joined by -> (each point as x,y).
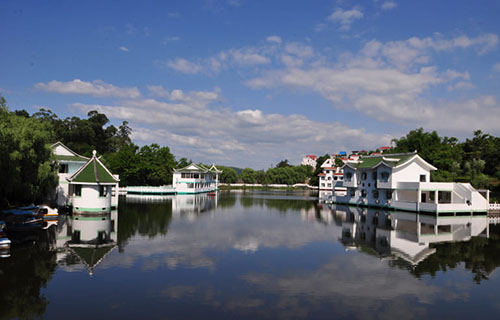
318,157 -> 344,191
318,153 -> 364,195
52,142 -> 89,207
173,163 -> 221,194
301,155 -> 317,168
333,152 -> 489,215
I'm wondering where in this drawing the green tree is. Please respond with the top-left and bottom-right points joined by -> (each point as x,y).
104,143 -> 140,186
276,159 -> 291,168
391,128 -> 463,182
218,166 -> 238,183
176,157 -> 191,168
241,168 -> 258,183
104,143 -> 176,186
334,157 -> 344,167
309,154 -> 330,186
0,97 -> 58,205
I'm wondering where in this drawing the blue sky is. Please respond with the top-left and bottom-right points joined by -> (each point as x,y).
1,0 -> 500,169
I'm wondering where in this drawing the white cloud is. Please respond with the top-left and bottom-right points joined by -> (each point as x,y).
228,49 -> 270,66
358,34 -> 499,70
493,63 -> 500,72
147,85 -> 221,106
166,58 -> 203,74
35,79 -> 141,99
381,1 -> 397,10
244,34 -> 500,135
285,43 -> 314,58
119,46 -> 129,52
164,47 -> 271,74
327,7 -> 364,31
266,35 -> 282,44
447,81 -> 475,91
71,86 -> 389,168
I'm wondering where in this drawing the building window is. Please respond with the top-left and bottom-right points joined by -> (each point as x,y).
361,172 -> 367,180
99,185 -> 106,197
74,185 -> 82,196
380,172 -> 390,182
420,174 -> 426,182
345,172 -> 352,181
373,190 -> 379,199
361,189 -> 367,198
59,164 -> 68,173
386,190 -> 392,200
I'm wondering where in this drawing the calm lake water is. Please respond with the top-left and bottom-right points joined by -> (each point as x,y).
2,190 -> 500,319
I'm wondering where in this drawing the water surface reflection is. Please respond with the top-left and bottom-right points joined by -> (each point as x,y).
1,190 -> 500,319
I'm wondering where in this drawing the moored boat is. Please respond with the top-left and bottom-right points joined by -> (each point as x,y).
38,204 -> 59,221
0,220 -> 11,257
1,205 -> 44,233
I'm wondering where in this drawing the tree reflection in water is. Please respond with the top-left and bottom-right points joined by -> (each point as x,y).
406,225 -> 500,283
0,226 -> 57,320
117,199 -> 173,248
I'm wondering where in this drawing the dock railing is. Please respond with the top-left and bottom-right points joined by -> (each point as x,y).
489,203 -> 500,211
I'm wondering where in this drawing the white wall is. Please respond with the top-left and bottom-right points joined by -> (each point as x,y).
73,184 -> 112,213
54,145 -> 74,156
72,215 -> 112,242
392,161 -> 430,187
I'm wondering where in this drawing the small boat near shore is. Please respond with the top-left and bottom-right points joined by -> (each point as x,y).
0,220 -> 11,257
38,205 -> 59,221
1,205 -> 44,233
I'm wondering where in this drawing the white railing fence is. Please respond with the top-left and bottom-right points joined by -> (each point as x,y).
489,203 -> 500,211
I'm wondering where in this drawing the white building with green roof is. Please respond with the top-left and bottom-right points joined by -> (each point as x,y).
67,150 -> 120,214
333,152 -> 489,216
173,163 -> 222,194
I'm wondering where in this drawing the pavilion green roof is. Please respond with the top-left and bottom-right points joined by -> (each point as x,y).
68,156 -> 119,184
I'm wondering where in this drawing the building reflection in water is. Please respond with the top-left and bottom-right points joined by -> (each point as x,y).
125,193 -> 218,221
315,202 -> 489,266
55,193 -> 219,275
56,210 -> 118,276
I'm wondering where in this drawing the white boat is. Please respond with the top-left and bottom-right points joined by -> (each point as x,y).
38,205 -> 59,221
0,221 -> 11,250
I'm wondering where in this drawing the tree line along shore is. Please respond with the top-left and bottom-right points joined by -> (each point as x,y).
1,95 -> 499,206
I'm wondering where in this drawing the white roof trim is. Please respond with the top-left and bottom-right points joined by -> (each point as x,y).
51,141 -> 90,160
